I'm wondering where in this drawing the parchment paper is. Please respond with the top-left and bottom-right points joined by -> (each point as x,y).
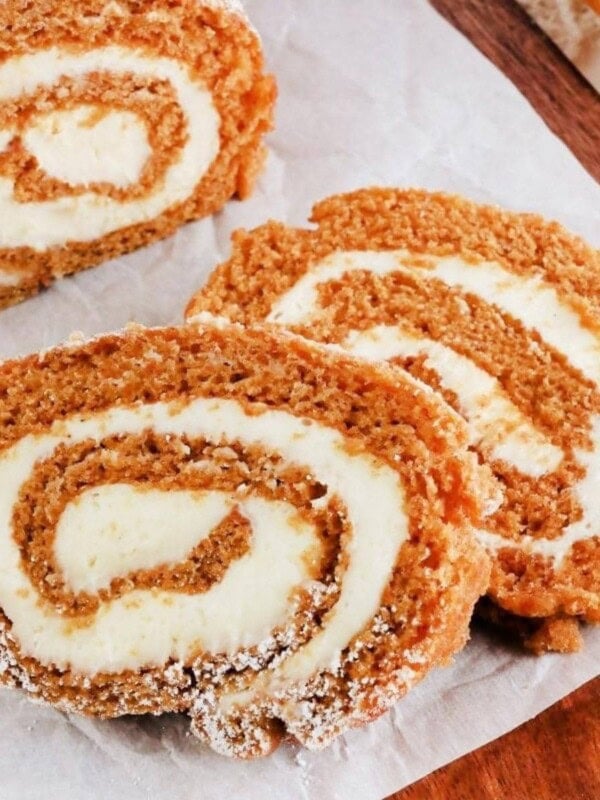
0,2 -> 599,798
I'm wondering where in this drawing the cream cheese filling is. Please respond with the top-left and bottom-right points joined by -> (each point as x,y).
56,484 -> 257,594
343,325 -> 562,478
0,398 -> 408,676
476,414 -> 600,562
267,249 -> 600,384
0,46 -> 220,250
23,105 -> 152,189
267,249 -> 600,563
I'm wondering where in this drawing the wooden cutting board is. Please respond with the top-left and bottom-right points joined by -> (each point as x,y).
389,1 -> 600,797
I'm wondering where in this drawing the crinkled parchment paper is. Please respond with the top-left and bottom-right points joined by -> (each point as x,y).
0,2 -> 598,798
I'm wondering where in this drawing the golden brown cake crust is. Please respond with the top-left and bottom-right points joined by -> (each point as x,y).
186,188 -> 600,640
0,322 -> 490,757
0,0 -> 276,308
476,598 -> 584,654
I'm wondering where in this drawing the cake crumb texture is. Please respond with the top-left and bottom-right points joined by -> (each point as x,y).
0,0 -> 276,308
0,322 -> 490,756
186,187 -> 600,648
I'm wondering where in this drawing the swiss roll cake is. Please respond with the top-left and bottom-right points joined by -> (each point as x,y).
0,0 -> 275,307
186,187 -> 600,651
0,321 -> 491,757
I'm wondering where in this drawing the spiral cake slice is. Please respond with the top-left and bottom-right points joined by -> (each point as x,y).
0,321 -> 490,757
0,0 -> 275,308
186,188 -> 600,651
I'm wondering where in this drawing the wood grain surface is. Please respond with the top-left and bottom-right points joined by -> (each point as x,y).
390,677 -> 600,800
429,0 -> 600,185
387,2 -> 600,798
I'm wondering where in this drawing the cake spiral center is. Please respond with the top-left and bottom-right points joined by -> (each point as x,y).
0,46 -> 220,248
0,397 -> 408,677
23,105 -> 151,189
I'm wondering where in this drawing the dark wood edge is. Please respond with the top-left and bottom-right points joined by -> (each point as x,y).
429,0 -> 600,185
388,676 -> 600,799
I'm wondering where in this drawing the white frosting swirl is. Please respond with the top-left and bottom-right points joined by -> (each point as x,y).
0,398 -> 407,676
267,249 -> 600,563
0,46 -> 220,250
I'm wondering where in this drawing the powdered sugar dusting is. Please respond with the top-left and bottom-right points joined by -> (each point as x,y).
198,0 -> 259,37
200,0 -> 248,20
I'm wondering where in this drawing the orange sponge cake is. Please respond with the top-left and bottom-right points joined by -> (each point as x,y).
0,0 -> 275,308
186,188 -> 600,651
0,321 -> 490,757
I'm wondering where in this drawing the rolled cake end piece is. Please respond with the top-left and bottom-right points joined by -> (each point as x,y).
0,0 -> 276,308
0,321 -> 490,757
185,187 -> 600,649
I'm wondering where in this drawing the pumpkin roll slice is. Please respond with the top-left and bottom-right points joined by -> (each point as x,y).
0,0 -> 275,308
186,187 -> 600,649
0,321 -> 490,758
